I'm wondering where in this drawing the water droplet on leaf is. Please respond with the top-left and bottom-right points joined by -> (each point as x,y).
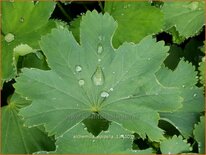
98,59 -> 101,62
78,79 -> 85,86
182,85 -> 185,88
121,13 -> 124,16
20,17 -> 24,23
109,88 -> 114,91
75,65 -> 82,72
97,44 -> 103,55
5,33 -> 15,43
101,91 -> 109,98
193,93 -> 197,97
120,134 -> 124,139
98,35 -> 102,41
92,66 -> 105,86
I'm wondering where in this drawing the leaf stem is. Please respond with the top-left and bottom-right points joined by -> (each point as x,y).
98,1 -> 104,13
57,2 -> 72,21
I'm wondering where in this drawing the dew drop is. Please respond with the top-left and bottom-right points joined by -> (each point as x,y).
78,79 -> 85,86
101,91 -> 109,98
75,65 -> 82,72
112,71 -> 115,74
120,134 -> 124,139
5,33 -> 15,43
98,35 -> 102,41
121,13 -> 124,16
84,127 -> 87,130
92,139 -> 95,142
97,44 -> 103,55
109,88 -> 114,91
182,85 -> 185,88
19,17 -> 24,23
128,4 -> 131,7
92,66 -> 105,86
98,59 -> 101,62
193,93 -> 197,97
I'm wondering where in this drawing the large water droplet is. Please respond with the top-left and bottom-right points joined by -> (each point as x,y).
101,91 -> 109,98
92,66 -> 105,86
5,33 -> 14,43
97,44 -> 103,55
98,59 -> 101,62
78,79 -> 85,86
75,65 -> 82,72
20,17 -> 24,23
193,93 -> 197,97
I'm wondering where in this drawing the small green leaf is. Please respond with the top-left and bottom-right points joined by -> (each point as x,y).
157,60 -> 204,138
1,93 -> 55,154
162,1 -> 205,38
193,116 -> 205,153
50,123 -> 134,153
1,1 -> 56,82
160,135 -> 191,154
104,1 -> 164,47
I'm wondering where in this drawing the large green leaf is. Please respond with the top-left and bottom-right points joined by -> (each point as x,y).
160,135 -> 191,154
35,123 -> 153,154
162,1 -> 205,38
52,123 -> 134,153
104,1 -> 164,47
193,116 -> 205,153
156,60 -> 204,138
1,1 -> 56,83
1,93 -> 55,154
15,11 -> 182,145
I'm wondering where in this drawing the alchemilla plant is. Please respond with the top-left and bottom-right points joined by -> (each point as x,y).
1,1 -> 205,154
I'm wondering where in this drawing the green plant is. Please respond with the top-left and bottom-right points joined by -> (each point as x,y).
1,1 -> 205,154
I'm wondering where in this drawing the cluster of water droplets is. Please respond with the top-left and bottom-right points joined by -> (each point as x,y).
75,65 -> 85,86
